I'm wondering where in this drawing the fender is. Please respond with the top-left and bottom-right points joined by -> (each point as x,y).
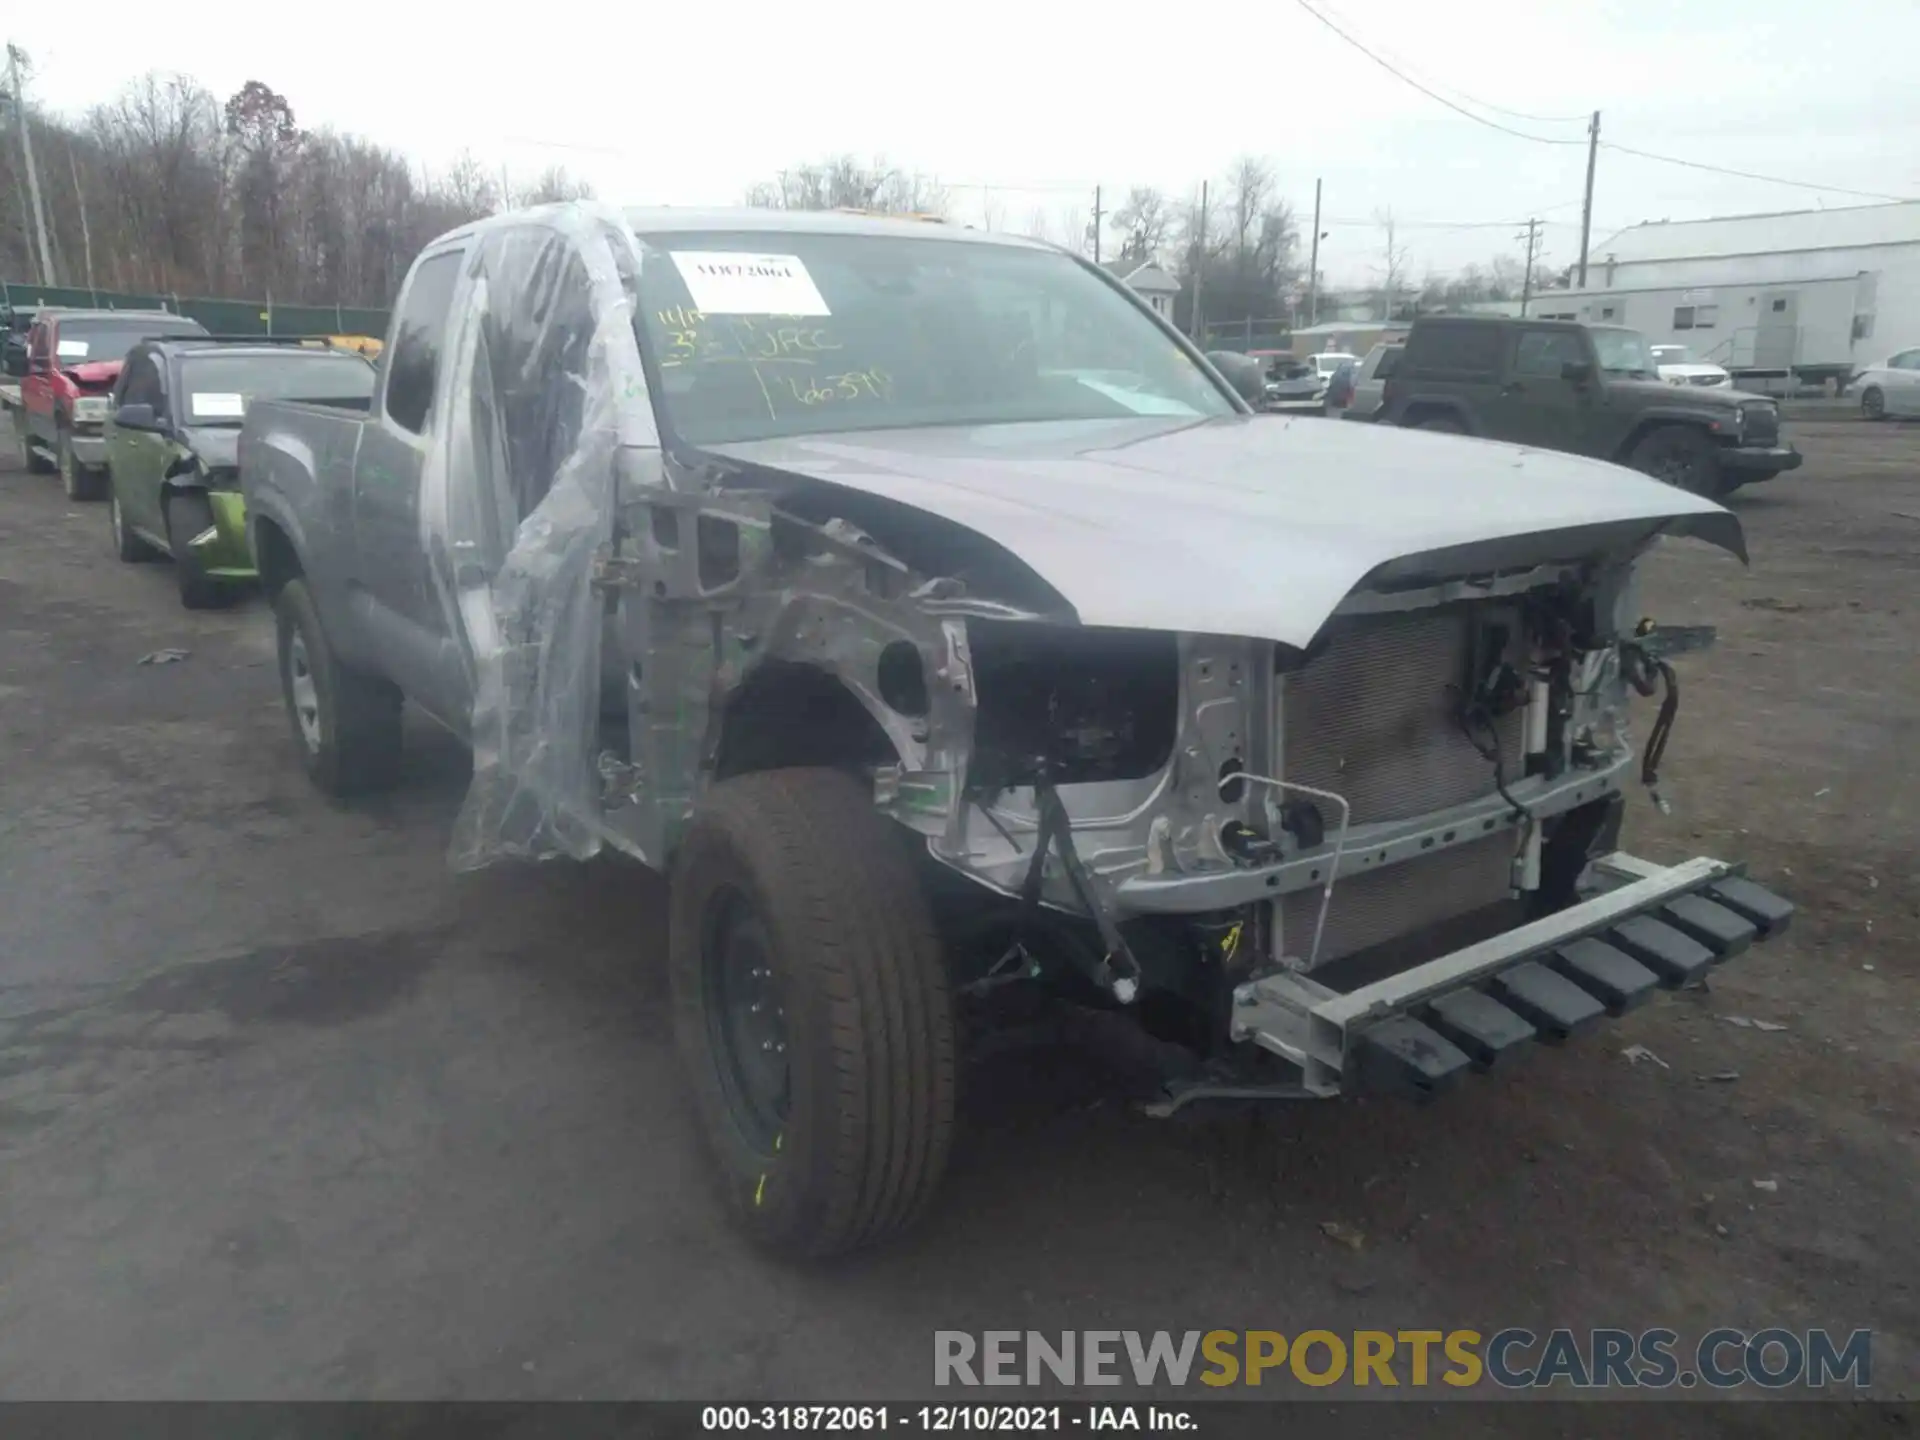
1392,392 -> 1480,434
1611,406 -> 1733,461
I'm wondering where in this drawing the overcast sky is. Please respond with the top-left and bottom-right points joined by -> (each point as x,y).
10,0 -> 1919,286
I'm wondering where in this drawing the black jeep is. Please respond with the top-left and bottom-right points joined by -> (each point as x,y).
1377,316 -> 1802,496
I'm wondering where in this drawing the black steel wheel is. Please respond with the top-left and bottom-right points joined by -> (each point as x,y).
669,767 -> 957,1258
1628,424 -> 1721,496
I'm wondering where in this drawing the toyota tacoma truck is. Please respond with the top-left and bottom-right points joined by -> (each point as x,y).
4,308 -> 210,499
241,204 -> 1793,1257
1378,315 -> 1802,497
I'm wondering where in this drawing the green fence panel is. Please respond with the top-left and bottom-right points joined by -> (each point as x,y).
4,280 -> 390,340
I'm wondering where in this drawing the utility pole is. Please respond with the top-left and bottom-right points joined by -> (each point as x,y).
1576,109 -> 1600,288
1307,177 -> 1323,328
1090,185 -> 1103,263
1518,218 -> 1542,316
4,44 -> 57,286
1190,181 -> 1208,342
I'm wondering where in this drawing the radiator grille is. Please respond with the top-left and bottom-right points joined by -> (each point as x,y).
1281,831 -> 1516,964
1281,608 -> 1524,826
1276,606 -> 1526,965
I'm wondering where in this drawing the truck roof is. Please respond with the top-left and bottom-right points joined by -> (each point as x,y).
428,203 -> 1053,254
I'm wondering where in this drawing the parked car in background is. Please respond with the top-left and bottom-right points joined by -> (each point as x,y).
1309,350 -> 1360,382
1380,316 -> 1801,497
1263,354 -> 1326,412
1341,343 -> 1401,422
106,337 -> 375,608
1852,347 -> 1920,420
4,309 -> 209,499
1204,350 -> 1271,409
1650,344 -> 1732,390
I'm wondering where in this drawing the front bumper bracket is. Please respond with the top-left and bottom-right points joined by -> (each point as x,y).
1227,850 -> 1792,1100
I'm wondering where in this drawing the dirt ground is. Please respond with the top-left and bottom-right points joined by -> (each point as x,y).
0,414 -> 1914,1419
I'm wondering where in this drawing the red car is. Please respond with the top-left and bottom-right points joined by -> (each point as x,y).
11,309 -> 208,499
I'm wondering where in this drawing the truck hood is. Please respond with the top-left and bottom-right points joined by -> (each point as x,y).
1608,375 -> 1772,405
706,415 -> 1745,649
60,360 -> 124,393
178,426 -> 240,471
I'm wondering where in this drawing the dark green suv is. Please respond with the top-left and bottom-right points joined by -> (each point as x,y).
1377,316 -> 1802,496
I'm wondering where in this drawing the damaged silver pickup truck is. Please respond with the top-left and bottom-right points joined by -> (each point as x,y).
240,203 -> 1792,1257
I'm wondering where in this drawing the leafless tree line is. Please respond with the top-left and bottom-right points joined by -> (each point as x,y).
743,154 -> 1306,334
1,65 -> 592,308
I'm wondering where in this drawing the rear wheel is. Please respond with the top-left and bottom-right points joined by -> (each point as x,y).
58,428 -> 105,501
1628,424 -> 1721,496
274,577 -> 404,795
1414,414 -> 1465,434
165,491 -> 235,609
669,767 -> 957,1258
1861,387 -> 1885,421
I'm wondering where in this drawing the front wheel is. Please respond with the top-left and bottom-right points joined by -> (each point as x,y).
165,491 -> 236,610
669,767 -> 957,1258
274,577 -> 404,795
1628,424 -> 1721,496
58,429 -> 105,501
1861,387 -> 1885,421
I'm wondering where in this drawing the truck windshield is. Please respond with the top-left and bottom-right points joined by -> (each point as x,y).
55,317 -> 205,364
630,229 -> 1235,443
178,352 -> 375,425
1591,327 -> 1659,380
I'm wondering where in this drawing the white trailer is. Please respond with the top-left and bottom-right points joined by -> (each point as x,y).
1527,274 -> 1870,394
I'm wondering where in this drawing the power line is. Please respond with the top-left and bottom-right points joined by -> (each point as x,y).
1293,0 -> 1920,204
1598,141 -> 1916,204
1291,0 -> 1584,145
1308,0 -> 1591,124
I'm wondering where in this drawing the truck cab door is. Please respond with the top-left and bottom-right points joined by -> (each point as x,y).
114,351 -> 170,534
22,323 -> 51,436
1491,327 -> 1591,454
356,248 -> 472,733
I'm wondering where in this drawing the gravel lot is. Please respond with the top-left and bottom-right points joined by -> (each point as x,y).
0,415 -> 1914,1420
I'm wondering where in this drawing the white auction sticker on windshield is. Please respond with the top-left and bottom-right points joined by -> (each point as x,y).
191,392 -> 247,419
56,339 -> 90,359
669,252 -> 830,316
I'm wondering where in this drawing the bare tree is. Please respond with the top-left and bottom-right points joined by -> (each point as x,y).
1110,186 -> 1170,264
1057,204 -> 1088,255
512,164 -> 595,207
1020,207 -> 1053,244
1372,208 -> 1410,322
745,155 -> 946,216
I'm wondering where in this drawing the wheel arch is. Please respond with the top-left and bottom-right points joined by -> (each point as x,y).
709,659 -> 908,785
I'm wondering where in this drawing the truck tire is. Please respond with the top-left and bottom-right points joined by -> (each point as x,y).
669,767 -> 957,1258
1414,414 -> 1465,434
1861,386 -> 1886,421
165,491 -> 236,609
58,427 -> 105,501
1627,424 -> 1721,496
274,577 -> 404,795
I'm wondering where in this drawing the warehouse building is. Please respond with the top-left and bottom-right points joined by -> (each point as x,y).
1524,201 -> 1920,390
